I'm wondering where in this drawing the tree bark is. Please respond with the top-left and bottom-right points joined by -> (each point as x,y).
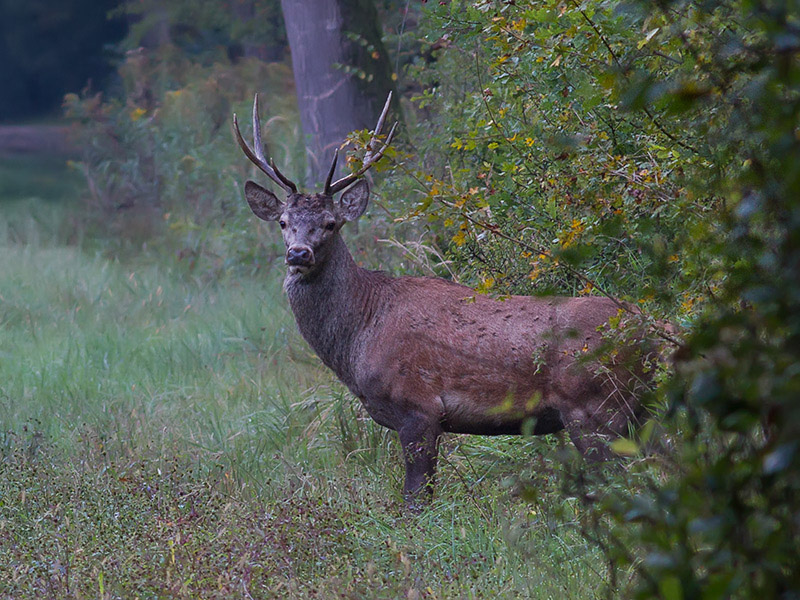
279,0 -> 397,185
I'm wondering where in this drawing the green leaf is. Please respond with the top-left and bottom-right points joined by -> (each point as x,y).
610,438 -> 639,456
639,419 -> 656,445
658,576 -> 683,600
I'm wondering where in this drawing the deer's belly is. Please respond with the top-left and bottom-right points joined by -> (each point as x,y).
437,388 -> 565,436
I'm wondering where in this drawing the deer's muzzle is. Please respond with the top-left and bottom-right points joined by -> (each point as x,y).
286,246 -> 314,268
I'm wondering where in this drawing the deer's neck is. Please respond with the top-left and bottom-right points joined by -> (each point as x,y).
283,234 -> 389,391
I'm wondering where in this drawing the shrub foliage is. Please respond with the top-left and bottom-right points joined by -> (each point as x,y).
396,0 -> 800,597
64,47 -> 302,274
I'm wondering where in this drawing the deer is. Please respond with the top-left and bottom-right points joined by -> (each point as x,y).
233,93 -> 655,508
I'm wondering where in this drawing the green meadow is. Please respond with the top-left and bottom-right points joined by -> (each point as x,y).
0,156 -> 607,599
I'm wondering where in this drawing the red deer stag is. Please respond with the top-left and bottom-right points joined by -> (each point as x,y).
234,93 -> 652,506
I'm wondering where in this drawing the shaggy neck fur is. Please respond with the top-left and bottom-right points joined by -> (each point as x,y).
283,234 -> 391,392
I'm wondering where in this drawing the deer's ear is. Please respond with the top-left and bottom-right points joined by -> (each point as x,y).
245,181 -> 283,221
338,179 -> 370,222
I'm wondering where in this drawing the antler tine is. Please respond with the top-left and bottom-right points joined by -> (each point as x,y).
327,120 -> 397,194
251,93 -> 266,164
270,159 -> 298,193
232,113 -> 268,174
327,92 -> 397,195
323,148 -> 339,196
232,93 -> 296,193
370,92 -> 393,154
365,120 -> 397,167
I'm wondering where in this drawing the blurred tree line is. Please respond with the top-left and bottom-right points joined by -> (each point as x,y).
0,0 -> 291,122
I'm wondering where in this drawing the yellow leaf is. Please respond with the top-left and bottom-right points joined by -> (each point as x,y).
130,107 -> 146,121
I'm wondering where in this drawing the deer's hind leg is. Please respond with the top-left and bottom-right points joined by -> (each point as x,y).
565,422 -> 615,461
564,392 -> 639,462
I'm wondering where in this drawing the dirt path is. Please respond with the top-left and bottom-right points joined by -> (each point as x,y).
0,125 -> 77,156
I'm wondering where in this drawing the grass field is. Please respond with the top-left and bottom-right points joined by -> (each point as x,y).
1,156 -> 609,599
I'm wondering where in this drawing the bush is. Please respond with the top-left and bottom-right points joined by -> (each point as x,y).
391,0 -> 712,320
393,0 -> 800,597
64,46 -> 301,276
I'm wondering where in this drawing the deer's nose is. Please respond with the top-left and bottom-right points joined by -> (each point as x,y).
286,246 -> 314,266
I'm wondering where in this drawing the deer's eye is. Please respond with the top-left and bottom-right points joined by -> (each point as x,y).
325,222 -> 336,231
279,220 -> 286,229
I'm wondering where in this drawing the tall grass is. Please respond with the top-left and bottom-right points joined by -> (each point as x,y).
0,158 -> 608,599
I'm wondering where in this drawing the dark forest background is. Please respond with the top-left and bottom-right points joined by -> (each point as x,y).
0,0 -> 125,121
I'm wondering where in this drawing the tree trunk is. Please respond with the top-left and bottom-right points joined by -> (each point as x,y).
279,0 -> 397,185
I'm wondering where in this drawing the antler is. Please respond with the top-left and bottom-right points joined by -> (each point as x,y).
233,93 -> 297,194
324,92 -> 398,196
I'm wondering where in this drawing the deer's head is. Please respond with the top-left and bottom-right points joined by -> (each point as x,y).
234,93 -> 396,276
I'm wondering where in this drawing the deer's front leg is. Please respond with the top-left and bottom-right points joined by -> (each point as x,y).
397,415 -> 442,510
